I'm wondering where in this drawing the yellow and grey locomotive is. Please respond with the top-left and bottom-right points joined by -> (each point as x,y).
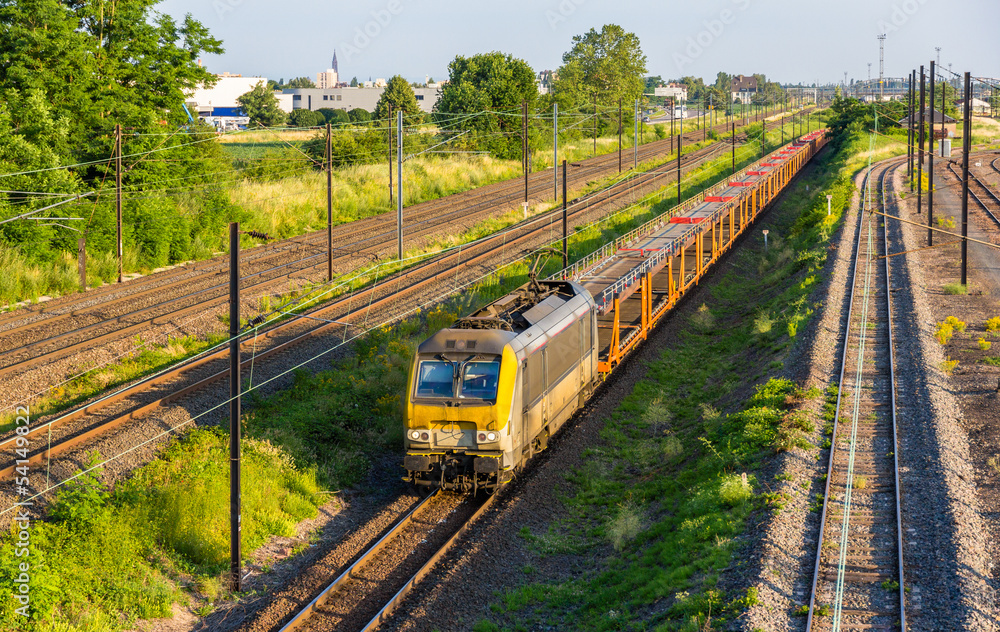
403,280 -> 598,492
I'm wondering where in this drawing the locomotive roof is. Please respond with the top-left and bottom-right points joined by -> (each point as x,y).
454,280 -> 580,334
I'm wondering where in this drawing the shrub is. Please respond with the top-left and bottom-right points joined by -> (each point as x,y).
935,322 -> 954,345
944,316 -> 967,333
663,434 -> 683,459
936,216 -> 956,229
754,311 -> 774,335
986,317 -> 1000,334
940,357 -> 959,374
691,303 -> 716,331
718,474 -> 753,506
988,455 -> 1000,475
943,282 -> 968,295
979,338 -> 992,351
607,500 -> 645,551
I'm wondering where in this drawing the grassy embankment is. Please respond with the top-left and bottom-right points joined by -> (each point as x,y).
469,129 -> 913,631
0,117 -> 833,631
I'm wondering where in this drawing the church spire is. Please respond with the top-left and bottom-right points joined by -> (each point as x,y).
332,50 -> 339,74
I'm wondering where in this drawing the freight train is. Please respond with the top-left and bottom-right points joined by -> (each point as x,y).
402,129 -> 829,493
402,279 -> 597,493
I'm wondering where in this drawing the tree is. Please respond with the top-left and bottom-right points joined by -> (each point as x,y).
555,25 -> 647,108
286,76 -> 316,89
288,108 -> 323,127
348,108 -> 371,123
434,52 -> 538,160
350,77 -> 359,87
238,83 -> 287,127
373,75 -> 421,120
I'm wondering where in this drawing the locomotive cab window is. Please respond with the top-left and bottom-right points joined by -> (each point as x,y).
415,361 -> 454,397
460,360 -> 501,399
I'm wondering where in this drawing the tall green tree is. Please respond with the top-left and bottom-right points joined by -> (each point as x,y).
238,84 -> 288,127
434,52 -> 538,160
373,76 -> 421,121
286,76 -> 317,89
554,24 -> 647,108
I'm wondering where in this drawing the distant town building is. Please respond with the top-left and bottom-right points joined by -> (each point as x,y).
283,86 -> 442,114
731,75 -> 758,104
537,70 -> 555,96
956,98 -> 990,115
316,51 -> 341,89
186,73 -> 294,131
654,83 -> 688,102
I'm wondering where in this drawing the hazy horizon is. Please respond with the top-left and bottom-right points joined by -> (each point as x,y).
159,0 -> 999,87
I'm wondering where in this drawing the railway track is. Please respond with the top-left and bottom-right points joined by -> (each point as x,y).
0,126 -> 774,482
945,159 -> 1000,228
0,108 -> 811,383
806,159 -> 906,632
277,490 -> 492,632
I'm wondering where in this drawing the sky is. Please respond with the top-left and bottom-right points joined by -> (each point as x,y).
158,0 -> 1000,86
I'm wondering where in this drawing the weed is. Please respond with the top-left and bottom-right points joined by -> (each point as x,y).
944,316 -> 967,333
943,282 -> 969,295
718,473 -> 753,506
936,216 -> 956,229
978,338 -> 992,351
853,476 -> 868,490
691,303 -> 716,331
607,500 -> 645,551
775,472 -> 794,482
986,317 -> 1000,334
793,605 -> 810,616
881,580 -> 900,591
935,322 -> 954,345
987,455 -> 1000,475
754,311 -> 775,335
984,357 -> 1000,367
663,434 -> 684,459
940,357 -> 959,375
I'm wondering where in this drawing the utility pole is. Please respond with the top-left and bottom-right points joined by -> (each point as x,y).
878,34 -> 886,101
928,61 -> 935,246
618,97 -> 622,173
868,63 -> 872,101
553,103 -> 558,200
326,123 -> 333,281
387,105 -> 393,207
935,46 -> 941,68
115,124 -> 123,284
917,65 -> 925,218
960,72 -> 972,285
782,92 -> 785,144
397,110 -> 403,260
761,116 -> 766,158
228,221 -> 242,593
562,160 -> 568,268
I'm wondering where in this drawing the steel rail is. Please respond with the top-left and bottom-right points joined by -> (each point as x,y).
806,157 -> 907,631
277,490 -> 442,632
947,161 -> 1000,227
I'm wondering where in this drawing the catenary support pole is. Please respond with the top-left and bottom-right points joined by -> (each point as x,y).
228,222 -> 242,593
593,95 -> 597,157
670,98 -> 674,154
961,72 -> 972,285
633,99 -> 639,169
115,124 -> 123,283
618,97 -> 622,173
928,61 -> 935,246
731,117 -> 736,176
677,113 -> 683,206
388,105 -> 393,206
397,110 -> 403,260
918,66 -> 925,218
553,102 -> 558,200
523,101 -> 528,204
78,236 -> 86,291
908,71 -> 914,188
562,160 -> 568,269
326,123 -> 333,281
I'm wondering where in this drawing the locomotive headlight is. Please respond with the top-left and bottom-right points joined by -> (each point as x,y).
420,432 -> 430,441
478,431 -> 498,443
486,431 -> 498,442
409,430 -> 421,441
477,432 -> 487,442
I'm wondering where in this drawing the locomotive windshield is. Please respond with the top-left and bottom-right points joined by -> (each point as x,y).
414,357 -> 501,400
415,361 -> 454,397
460,361 -> 500,399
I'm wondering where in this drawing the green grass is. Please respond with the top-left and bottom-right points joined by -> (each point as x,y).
942,282 -> 968,295
0,432 -> 323,631
473,127 -> 911,631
